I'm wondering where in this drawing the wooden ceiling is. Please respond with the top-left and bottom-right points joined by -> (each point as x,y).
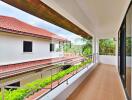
2,0 -> 92,39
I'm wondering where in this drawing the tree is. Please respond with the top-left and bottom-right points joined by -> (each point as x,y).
99,38 -> 115,55
63,38 -> 92,56
75,38 -> 92,56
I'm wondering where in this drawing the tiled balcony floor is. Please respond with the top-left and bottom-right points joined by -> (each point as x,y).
67,64 -> 126,100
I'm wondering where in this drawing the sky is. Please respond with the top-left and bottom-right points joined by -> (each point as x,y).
0,1 -> 85,45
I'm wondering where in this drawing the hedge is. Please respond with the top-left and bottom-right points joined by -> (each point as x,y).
0,59 -> 92,100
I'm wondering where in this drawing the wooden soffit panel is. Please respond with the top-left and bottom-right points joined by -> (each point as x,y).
2,0 -> 92,39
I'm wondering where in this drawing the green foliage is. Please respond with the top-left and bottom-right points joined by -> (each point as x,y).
0,59 -> 92,100
63,38 -> 92,56
63,42 -> 71,52
82,39 -> 92,56
82,47 -> 92,56
126,37 -> 131,56
63,43 -> 82,54
99,39 -> 115,55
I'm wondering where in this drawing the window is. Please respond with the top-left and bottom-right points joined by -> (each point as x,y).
55,42 -> 62,52
8,81 -> 20,87
59,41 -> 61,49
23,41 -> 32,52
118,4 -> 131,99
50,43 -> 54,52
6,81 -> 20,90
125,4 -> 131,99
99,38 -> 115,55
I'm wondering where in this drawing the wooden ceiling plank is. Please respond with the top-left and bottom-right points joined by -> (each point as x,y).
2,0 -> 92,39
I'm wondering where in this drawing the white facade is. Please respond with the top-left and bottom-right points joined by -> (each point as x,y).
0,32 -> 64,65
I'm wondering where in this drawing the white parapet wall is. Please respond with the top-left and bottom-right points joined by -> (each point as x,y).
99,55 -> 117,65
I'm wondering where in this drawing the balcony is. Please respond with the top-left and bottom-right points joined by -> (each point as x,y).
0,54 -> 127,100
0,0 -> 131,100
0,55 -> 92,100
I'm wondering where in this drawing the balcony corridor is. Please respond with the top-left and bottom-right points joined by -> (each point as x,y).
67,64 -> 126,100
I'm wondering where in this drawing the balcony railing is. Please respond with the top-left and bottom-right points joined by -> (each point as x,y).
0,54 -> 96,100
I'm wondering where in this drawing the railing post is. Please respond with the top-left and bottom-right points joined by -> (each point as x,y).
66,78 -> 68,85
66,66 -> 69,85
94,54 -> 95,63
41,72 -> 43,79
94,53 -> 96,63
50,69 -> 52,90
1,87 -> 4,100
76,65 -> 77,74
87,58 -> 89,69
93,53 -> 97,63
1,80 -> 5,100
57,67 -> 60,85
92,54 -> 93,63
72,68 -> 75,75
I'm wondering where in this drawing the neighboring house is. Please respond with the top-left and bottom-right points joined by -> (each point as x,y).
0,16 -> 84,86
0,15 -> 68,65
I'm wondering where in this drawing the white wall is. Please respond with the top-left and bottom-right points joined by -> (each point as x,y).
126,56 -> 132,67
99,55 -> 116,65
0,32 -> 63,65
96,36 -> 118,66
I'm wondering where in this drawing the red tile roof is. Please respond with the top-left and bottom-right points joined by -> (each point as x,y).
0,56 -> 84,79
0,16 -> 67,41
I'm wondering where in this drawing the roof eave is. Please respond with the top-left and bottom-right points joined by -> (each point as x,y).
0,27 -> 67,42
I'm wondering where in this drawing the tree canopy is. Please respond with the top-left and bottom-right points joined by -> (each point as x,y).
99,38 -> 115,55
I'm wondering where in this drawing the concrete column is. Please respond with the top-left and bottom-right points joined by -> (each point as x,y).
115,33 -> 119,69
96,38 -> 99,63
92,36 -> 99,63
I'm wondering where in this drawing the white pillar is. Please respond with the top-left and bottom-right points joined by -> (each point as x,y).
115,33 -> 119,69
92,36 -> 99,63
92,36 -> 96,54
96,38 -> 99,63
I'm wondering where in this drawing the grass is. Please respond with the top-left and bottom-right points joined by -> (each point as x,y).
0,59 -> 92,100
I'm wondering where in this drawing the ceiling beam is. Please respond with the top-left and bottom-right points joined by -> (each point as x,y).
2,0 -> 92,39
